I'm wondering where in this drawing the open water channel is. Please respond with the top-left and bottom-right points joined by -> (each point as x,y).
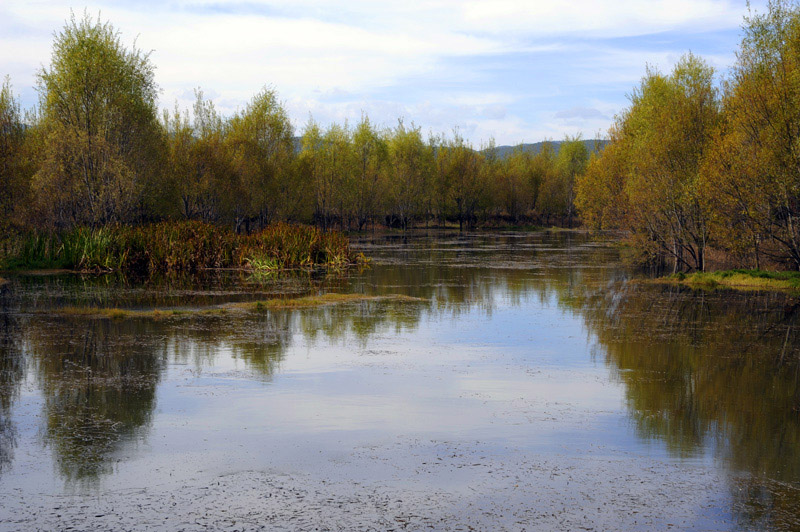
0,231 -> 798,530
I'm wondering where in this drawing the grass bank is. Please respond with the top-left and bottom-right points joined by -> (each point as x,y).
53,293 -> 426,320
657,269 -> 800,292
2,221 -> 366,275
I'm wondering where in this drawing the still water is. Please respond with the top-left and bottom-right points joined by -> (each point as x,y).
0,231 -> 798,531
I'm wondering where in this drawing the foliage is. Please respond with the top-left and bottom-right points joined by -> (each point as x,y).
1,13 -> 604,237
576,54 -> 721,271
32,12 -> 163,228
227,88 -> 295,230
578,1 -> 800,272
0,78 -> 30,234
701,0 -> 800,270
385,121 -> 433,229
8,5 -> 800,276
2,221 -> 359,275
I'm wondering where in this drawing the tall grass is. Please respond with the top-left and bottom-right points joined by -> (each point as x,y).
239,223 -> 353,270
2,221 -> 362,275
668,269 -> 800,291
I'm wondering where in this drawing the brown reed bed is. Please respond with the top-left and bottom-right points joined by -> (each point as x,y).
3,221 -> 365,276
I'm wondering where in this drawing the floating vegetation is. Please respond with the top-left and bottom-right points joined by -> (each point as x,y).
3,221 -> 366,276
52,293 -> 426,320
240,293 -> 425,310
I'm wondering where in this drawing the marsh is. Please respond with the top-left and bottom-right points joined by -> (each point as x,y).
0,231 -> 798,531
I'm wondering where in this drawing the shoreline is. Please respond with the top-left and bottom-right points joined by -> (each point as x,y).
646,269 -> 800,293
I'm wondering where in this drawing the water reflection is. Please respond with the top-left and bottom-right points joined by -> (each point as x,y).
166,312 -> 292,376
569,281 -> 800,528
0,285 -> 22,473
1,231 -> 799,528
27,319 -> 164,482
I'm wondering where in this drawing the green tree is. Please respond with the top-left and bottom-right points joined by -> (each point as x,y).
0,78 -> 30,234
576,129 -> 628,230
227,88 -> 294,232
169,89 -> 233,224
703,0 -> 800,269
33,13 -> 163,227
351,115 -> 388,230
158,104 -> 193,220
299,119 -> 353,230
581,55 -> 719,271
497,146 -> 536,223
625,56 -> 719,271
386,121 -> 432,229
434,132 -> 487,230
537,141 -> 569,225
556,135 -> 589,227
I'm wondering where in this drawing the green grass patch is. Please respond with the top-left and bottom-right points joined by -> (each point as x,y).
240,293 -> 425,310
654,269 -> 800,292
52,293 -> 425,320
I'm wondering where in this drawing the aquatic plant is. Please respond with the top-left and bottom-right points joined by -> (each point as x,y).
238,223 -> 358,270
661,269 -> 800,292
3,221 -> 364,275
53,293 -> 425,320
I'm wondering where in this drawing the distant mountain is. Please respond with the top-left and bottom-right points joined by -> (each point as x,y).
290,136 -> 609,158
488,139 -> 609,159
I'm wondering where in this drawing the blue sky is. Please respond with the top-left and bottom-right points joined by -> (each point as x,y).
0,0 -> 767,145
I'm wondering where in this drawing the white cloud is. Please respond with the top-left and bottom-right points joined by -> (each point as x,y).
0,0 -> 759,143
459,0 -> 747,37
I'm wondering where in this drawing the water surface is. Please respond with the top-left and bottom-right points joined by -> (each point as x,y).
0,231 -> 798,530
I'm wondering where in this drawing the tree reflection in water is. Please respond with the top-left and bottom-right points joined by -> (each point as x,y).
3,231 -> 800,527
571,281 -> 800,529
0,283 -> 22,473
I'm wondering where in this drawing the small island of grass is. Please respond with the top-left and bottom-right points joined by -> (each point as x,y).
656,269 -> 800,293
53,293 -> 426,321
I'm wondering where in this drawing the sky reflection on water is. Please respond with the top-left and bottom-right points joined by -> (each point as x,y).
0,231 -> 798,530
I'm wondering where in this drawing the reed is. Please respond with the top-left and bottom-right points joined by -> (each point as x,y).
239,223 -> 356,270
3,221 -> 364,275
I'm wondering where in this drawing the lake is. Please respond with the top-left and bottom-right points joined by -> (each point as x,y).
0,231 -> 798,531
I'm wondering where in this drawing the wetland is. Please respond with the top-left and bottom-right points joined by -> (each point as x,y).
0,231 -> 799,531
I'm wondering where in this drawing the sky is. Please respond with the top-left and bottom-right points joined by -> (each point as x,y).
0,0 -> 768,145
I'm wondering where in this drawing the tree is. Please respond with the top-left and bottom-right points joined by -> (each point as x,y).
386,121 -> 432,229
537,141 -> 568,225
581,55 -> 720,271
497,146 -> 536,223
624,55 -> 719,271
351,115 -> 387,230
703,0 -> 800,269
33,13 -> 163,227
321,122 -> 355,230
556,135 -> 589,227
168,89 -> 233,224
0,78 -> 30,234
576,128 -> 627,230
433,132 -> 487,230
299,118 -> 338,230
227,88 -> 294,232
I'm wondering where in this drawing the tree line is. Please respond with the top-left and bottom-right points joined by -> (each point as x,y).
0,14 -> 591,238
577,0 -> 800,271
